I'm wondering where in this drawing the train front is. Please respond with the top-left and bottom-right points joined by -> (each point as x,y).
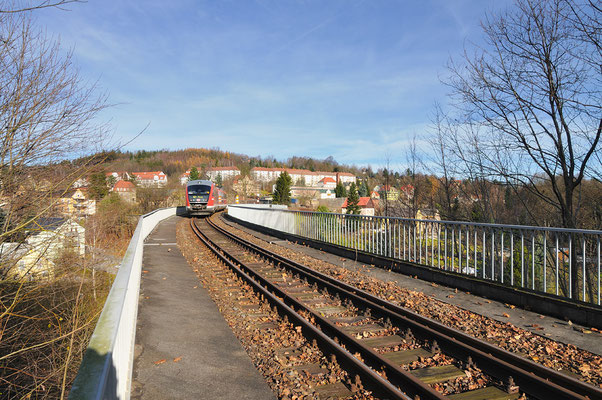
186,180 -> 216,216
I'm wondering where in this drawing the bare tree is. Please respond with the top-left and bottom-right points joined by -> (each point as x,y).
446,0 -> 600,230
0,10 -> 111,398
429,104 -> 460,220
0,11 -> 108,239
444,0 -> 601,298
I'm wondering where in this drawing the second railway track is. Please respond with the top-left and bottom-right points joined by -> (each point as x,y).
190,213 -> 602,400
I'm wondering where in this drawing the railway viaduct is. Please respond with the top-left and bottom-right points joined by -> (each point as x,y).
68,206 -> 602,400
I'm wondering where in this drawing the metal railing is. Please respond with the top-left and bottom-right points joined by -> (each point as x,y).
69,208 -> 176,400
228,205 -> 602,305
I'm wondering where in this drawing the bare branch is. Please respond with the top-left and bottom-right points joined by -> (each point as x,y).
0,1 -> 84,14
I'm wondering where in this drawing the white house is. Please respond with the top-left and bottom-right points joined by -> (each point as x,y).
131,171 -> 168,187
180,170 -> 191,185
317,177 -> 337,189
251,167 -> 356,186
341,197 -> 377,216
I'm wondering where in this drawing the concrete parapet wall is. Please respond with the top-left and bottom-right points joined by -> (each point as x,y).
69,208 -> 176,400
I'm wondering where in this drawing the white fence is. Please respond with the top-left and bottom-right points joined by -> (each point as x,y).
228,205 -> 602,305
69,208 -> 176,400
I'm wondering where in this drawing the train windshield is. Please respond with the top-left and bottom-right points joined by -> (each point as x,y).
188,184 -> 211,195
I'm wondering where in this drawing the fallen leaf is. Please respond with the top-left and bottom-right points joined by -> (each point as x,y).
502,313 -> 510,318
173,356 -> 182,362
154,359 -> 166,365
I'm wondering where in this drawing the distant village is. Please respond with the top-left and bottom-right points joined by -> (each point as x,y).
179,165 -> 435,219
2,162 -> 448,281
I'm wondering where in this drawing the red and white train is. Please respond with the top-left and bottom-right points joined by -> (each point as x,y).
185,179 -> 228,216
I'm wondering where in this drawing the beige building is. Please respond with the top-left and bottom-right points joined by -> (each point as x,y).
57,188 -> 96,217
112,180 -> 137,202
206,166 -> 240,182
416,209 -> 441,236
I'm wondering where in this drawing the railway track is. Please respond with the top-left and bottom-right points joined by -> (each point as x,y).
190,214 -> 602,400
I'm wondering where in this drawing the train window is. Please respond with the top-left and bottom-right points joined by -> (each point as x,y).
188,184 -> 212,195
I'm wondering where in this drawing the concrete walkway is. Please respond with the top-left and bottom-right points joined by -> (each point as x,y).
131,216 -> 276,400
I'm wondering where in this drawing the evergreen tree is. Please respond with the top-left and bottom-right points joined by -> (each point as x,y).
346,183 -> 361,214
273,171 -> 292,204
358,180 -> 368,197
89,172 -> 109,200
216,173 -> 223,187
106,175 -> 117,187
334,181 -> 347,198
189,166 -> 200,181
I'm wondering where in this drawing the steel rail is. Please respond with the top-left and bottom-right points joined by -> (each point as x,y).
211,214 -> 602,400
189,218 -> 415,400
195,218 -> 450,399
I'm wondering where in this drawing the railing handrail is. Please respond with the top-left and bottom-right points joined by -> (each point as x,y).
227,205 -> 602,235
228,205 -> 602,306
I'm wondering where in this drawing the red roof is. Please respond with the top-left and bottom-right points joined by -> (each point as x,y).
132,171 -> 166,180
320,177 -> 336,184
342,197 -> 373,208
113,180 -> 135,190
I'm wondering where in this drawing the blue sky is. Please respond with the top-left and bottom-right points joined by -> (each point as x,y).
37,0 -> 510,169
